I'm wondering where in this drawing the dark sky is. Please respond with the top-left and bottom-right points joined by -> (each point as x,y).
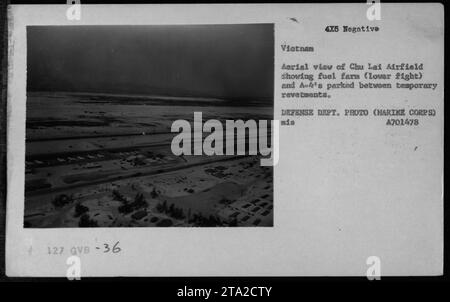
27,24 -> 273,102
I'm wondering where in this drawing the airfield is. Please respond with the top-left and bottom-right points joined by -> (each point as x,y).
24,92 -> 274,227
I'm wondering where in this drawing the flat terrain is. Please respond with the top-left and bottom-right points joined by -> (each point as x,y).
24,92 -> 273,227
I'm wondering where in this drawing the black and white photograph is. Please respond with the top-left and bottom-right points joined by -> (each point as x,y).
1,2 -> 445,282
24,24 -> 274,228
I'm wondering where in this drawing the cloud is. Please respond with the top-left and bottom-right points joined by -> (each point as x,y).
27,24 -> 274,103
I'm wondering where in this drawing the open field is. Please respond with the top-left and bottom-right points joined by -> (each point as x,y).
24,92 -> 273,227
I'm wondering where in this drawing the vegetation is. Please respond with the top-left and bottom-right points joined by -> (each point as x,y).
155,201 -> 227,226
112,189 -> 127,202
156,201 -> 185,219
74,203 -> 89,217
131,210 -> 147,220
156,218 -> 173,227
78,214 -> 98,227
52,194 -> 74,208
118,193 -> 147,214
131,157 -> 146,166
150,187 -> 158,198
228,217 -> 238,227
189,213 -> 224,227
219,197 -> 234,205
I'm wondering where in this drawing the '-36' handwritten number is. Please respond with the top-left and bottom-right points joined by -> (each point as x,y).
102,241 -> 121,254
